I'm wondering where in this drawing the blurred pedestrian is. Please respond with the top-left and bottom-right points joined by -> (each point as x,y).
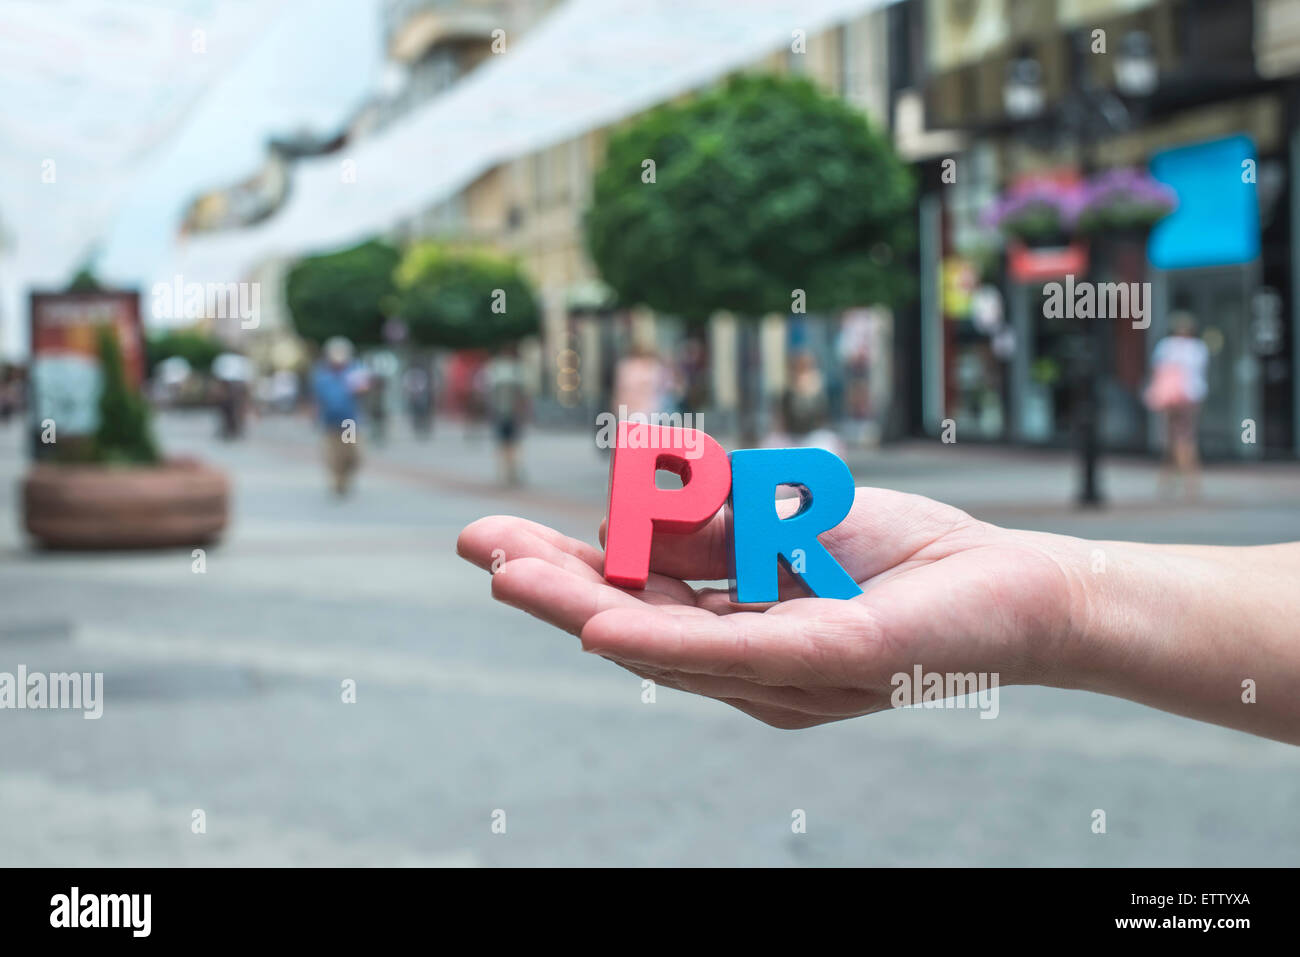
451,352 -> 488,438
312,336 -> 369,496
213,378 -> 237,439
778,350 -> 840,454
674,335 -> 709,415
212,352 -> 253,440
271,369 -> 300,413
613,340 -> 670,417
367,371 -> 389,445
1145,311 -> 1209,500
485,344 -> 529,486
402,361 -> 435,438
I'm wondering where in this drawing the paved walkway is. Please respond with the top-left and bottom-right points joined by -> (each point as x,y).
2,411 -> 1298,865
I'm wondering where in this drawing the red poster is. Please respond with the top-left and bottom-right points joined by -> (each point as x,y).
28,290 -> 144,452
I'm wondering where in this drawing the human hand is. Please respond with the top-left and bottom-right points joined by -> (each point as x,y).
456,488 -> 1086,729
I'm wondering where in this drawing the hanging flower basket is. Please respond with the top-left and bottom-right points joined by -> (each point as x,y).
1072,167 -> 1177,238
982,183 -> 1082,249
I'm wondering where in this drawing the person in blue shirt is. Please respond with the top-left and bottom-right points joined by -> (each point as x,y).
311,337 -> 369,496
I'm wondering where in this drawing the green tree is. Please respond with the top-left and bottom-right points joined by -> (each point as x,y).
67,266 -> 103,293
94,326 -> 159,465
147,328 -> 223,375
587,73 -> 915,317
585,73 -> 916,433
394,243 -> 540,349
285,239 -> 400,346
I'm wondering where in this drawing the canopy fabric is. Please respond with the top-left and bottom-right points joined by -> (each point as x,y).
164,0 -> 892,299
1,0 -> 892,356
0,0 -> 297,353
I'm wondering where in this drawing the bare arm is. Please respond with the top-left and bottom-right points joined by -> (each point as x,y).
1040,535 -> 1300,743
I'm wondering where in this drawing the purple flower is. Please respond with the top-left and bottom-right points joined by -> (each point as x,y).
982,168 -> 1177,238
981,180 -> 1084,234
1072,167 -> 1177,228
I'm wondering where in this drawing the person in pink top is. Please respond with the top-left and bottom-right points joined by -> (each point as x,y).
1145,311 -> 1209,500
612,342 -> 671,420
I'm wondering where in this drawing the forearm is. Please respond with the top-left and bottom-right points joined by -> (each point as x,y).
1044,534 -> 1300,744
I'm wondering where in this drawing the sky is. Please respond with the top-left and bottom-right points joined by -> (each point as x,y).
97,0 -> 381,282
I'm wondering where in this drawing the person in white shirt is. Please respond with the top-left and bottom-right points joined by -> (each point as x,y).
1146,311 -> 1210,500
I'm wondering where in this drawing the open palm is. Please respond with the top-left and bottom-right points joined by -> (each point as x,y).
457,488 -> 1079,728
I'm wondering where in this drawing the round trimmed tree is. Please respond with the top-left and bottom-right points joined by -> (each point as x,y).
584,72 -> 916,430
147,328 -> 223,375
285,239 -> 400,346
394,243 -> 540,349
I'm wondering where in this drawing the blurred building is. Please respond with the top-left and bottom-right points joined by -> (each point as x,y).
171,0 -> 1300,459
899,0 -> 1299,459
389,3 -> 900,436
177,0 -> 558,375
371,0 -> 562,132
180,132 -> 349,236
171,1 -> 907,439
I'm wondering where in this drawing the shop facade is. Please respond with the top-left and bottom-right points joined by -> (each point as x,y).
905,0 -> 1299,459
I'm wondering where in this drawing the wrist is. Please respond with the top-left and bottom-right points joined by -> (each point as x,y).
1033,534 -> 1300,742
1003,529 -> 1185,693
1051,538 -> 1183,694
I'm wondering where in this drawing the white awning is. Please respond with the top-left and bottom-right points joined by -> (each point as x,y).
164,0 -> 894,294
0,0 -> 301,354
1,0 -> 895,356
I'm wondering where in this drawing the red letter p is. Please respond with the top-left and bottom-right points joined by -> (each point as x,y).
603,423 -> 730,589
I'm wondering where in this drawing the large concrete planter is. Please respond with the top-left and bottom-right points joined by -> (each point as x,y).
23,458 -> 229,550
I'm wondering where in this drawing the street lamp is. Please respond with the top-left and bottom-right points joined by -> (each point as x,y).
1115,31 -> 1158,98
1000,29 -> 1159,506
1003,50 -> 1045,121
